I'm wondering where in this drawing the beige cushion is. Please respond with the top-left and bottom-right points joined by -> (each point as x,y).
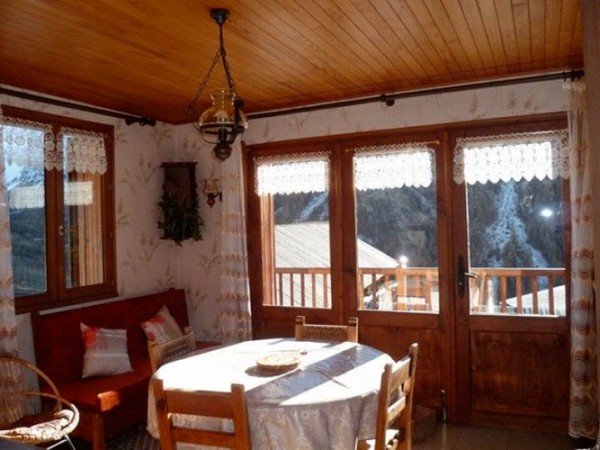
81,323 -> 132,378
0,408 -> 76,444
140,305 -> 184,344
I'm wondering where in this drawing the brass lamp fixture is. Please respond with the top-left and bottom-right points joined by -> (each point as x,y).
203,178 -> 222,208
185,8 -> 248,161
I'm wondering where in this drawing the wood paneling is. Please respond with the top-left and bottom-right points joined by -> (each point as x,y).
471,331 -> 569,420
246,113 -> 570,432
0,0 -> 582,123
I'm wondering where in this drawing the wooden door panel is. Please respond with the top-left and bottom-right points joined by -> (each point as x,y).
470,331 -> 569,418
359,322 -> 445,409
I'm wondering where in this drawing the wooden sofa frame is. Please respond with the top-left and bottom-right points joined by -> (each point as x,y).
31,288 -> 216,450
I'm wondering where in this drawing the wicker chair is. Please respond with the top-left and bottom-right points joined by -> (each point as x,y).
0,356 -> 79,449
294,316 -> 359,342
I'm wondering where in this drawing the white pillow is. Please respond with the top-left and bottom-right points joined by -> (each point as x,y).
80,323 -> 133,378
140,305 -> 184,344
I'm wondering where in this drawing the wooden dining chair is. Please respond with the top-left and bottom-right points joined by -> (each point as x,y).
358,343 -> 418,450
148,328 -> 196,372
294,316 -> 359,342
153,379 -> 252,450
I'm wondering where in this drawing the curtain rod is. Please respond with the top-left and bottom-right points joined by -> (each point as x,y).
248,69 -> 585,120
0,87 -> 156,126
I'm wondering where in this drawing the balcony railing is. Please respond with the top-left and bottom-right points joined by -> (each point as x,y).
273,267 -> 567,316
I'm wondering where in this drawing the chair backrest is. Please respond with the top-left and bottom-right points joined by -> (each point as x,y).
374,343 -> 418,450
148,329 -> 196,372
294,316 -> 358,342
153,379 -> 252,450
0,356 -> 79,447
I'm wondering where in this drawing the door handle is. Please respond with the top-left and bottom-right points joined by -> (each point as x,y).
457,255 -> 479,297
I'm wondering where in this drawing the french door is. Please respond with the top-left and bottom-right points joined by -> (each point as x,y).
450,116 -> 570,430
245,114 -> 570,431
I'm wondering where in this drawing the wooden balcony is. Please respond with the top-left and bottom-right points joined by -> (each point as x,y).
273,267 -> 567,316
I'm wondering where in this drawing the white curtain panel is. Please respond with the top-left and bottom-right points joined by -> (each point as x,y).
0,102 -> 18,357
0,100 -> 24,426
565,79 -> 597,440
219,139 -> 252,343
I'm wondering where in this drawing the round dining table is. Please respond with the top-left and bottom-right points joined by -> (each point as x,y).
147,337 -> 394,450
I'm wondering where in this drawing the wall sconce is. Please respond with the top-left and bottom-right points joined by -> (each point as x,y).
203,179 -> 222,208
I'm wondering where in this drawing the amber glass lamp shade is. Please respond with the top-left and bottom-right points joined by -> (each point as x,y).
196,89 -> 248,160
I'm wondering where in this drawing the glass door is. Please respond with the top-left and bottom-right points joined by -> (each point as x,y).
352,145 -> 440,314
452,125 -> 571,429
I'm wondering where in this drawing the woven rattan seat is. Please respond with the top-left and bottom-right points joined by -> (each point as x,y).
0,356 -> 79,449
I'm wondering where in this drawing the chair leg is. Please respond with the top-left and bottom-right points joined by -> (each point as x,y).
65,435 -> 77,450
46,436 -> 77,450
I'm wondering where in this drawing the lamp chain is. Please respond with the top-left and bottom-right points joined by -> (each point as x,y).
185,17 -> 239,117
186,48 -> 221,116
219,23 -> 237,93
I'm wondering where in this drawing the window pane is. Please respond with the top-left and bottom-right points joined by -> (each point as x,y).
63,166 -> 105,289
4,126 -> 47,297
3,109 -> 115,311
463,140 -> 567,316
272,191 -> 332,308
355,149 -> 439,313
255,154 -> 332,309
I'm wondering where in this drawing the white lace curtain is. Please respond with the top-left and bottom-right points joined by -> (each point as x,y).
254,144 -> 436,195
1,117 -> 107,174
354,143 -> 435,190
453,130 -> 569,184
55,127 -> 107,174
255,152 -> 329,195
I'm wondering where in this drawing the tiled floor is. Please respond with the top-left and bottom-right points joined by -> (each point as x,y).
414,424 -> 596,450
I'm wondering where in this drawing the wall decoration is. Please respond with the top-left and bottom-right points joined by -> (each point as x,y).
158,162 -> 203,245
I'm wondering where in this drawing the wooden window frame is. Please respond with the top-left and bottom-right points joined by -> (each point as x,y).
244,113 -> 570,338
4,106 -> 117,313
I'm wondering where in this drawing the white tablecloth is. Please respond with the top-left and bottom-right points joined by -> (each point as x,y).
147,338 -> 393,450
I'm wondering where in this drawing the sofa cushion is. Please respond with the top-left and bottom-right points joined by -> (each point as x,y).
32,289 -> 192,385
140,305 -> 184,344
81,323 -> 133,378
30,289 -> 200,449
57,358 -> 152,413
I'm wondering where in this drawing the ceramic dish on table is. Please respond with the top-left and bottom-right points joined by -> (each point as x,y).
256,352 -> 301,373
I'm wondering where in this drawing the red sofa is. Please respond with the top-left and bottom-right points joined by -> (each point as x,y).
31,289 -> 216,450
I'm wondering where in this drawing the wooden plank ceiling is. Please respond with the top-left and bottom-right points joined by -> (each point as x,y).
0,0 -> 583,124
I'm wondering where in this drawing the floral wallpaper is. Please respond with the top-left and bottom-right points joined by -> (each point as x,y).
243,79 -> 567,144
5,78 -> 567,360
2,90 -> 223,359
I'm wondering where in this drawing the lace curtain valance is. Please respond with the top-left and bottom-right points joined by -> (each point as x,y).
353,143 -> 435,190
54,128 -> 107,174
1,117 -> 53,171
1,118 -> 107,174
453,130 -> 569,185
255,152 -> 330,195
